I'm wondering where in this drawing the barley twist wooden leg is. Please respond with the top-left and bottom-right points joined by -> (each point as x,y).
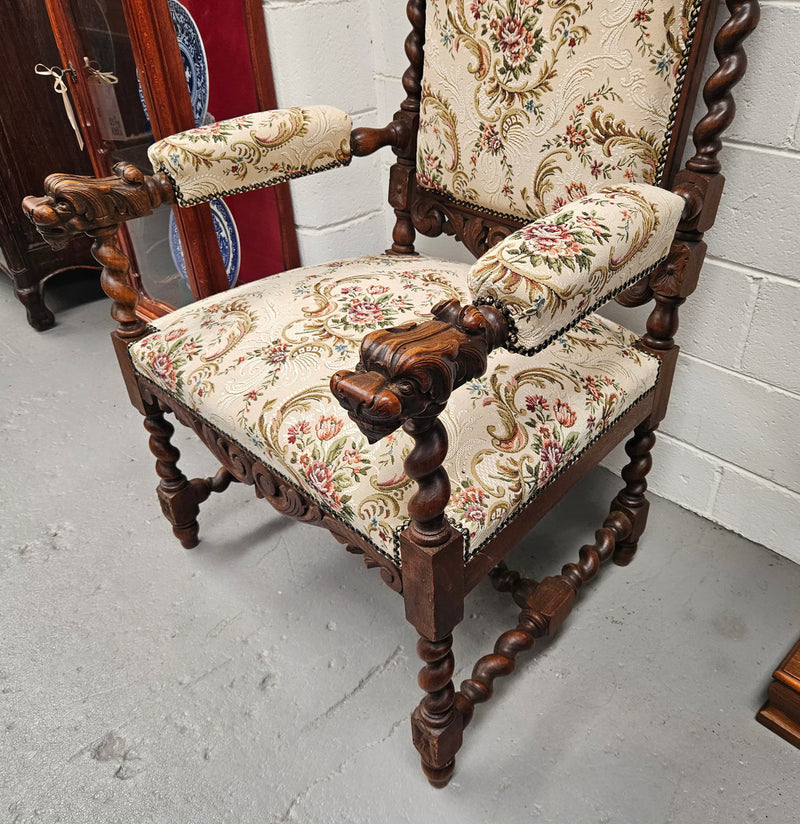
144,409 -> 237,549
489,561 -> 539,607
611,423 -> 657,566
143,409 -> 202,548
410,634 -> 463,788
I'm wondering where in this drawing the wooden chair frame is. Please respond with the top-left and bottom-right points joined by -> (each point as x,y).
23,0 -> 759,787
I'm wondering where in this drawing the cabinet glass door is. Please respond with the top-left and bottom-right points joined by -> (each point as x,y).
54,0 -> 297,312
66,0 -> 194,309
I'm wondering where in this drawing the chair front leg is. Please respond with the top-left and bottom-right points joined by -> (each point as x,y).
143,407 -> 206,549
140,403 -> 227,546
331,299 -> 510,787
143,403 -> 237,548
411,633 -> 463,788
399,412 -> 466,788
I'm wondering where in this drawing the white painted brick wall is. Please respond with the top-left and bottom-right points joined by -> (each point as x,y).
263,0 -> 800,563
262,0 -> 386,263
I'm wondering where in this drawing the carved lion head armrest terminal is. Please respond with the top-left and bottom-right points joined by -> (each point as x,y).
330,299 -> 508,444
22,162 -> 174,339
22,162 -> 174,248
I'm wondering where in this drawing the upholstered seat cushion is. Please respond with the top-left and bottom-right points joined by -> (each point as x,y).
129,256 -> 659,563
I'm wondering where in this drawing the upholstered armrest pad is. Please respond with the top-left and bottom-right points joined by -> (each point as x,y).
147,105 -> 352,206
468,184 -> 684,354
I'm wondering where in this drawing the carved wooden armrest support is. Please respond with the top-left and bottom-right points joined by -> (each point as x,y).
330,300 -> 508,444
331,299 -> 507,550
672,169 -> 726,238
22,162 -> 174,250
350,120 -> 412,157
22,162 -> 171,340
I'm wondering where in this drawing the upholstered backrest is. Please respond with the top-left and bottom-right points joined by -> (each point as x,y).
416,0 -> 704,220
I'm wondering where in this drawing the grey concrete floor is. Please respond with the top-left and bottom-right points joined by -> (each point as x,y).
1,271 -> 799,824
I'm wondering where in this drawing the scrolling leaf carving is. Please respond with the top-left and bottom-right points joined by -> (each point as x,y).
330,300 -> 508,444
22,162 -> 174,250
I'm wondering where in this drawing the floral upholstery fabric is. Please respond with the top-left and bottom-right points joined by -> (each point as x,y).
417,0 -> 702,219
468,183 -> 683,353
128,256 -> 659,563
148,106 -> 352,206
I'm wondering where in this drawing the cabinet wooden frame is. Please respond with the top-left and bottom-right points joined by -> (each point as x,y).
23,0 -> 760,788
0,0 -> 100,331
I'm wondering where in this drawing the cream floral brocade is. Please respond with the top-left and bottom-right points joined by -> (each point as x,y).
469,183 -> 684,353
417,0 -> 701,220
148,105 -> 352,206
128,256 -> 659,563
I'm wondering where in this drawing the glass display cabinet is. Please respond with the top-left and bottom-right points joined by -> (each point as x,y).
0,1 -> 98,330
44,0 -> 299,319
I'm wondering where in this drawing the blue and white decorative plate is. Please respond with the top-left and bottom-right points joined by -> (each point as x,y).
139,0 -> 209,128
169,199 -> 240,288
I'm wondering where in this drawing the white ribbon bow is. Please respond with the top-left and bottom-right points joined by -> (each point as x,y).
34,64 -> 84,151
83,57 -> 118,86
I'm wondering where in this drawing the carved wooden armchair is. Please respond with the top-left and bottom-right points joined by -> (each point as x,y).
24,0 -> 758,787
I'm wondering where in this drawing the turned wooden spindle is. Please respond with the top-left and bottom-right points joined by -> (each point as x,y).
411,634 -> 461,788
643,293 -> 686,351
350,122 -> 409,157
611,424 -> 658,566
687,0 -> 760,175
456,610 -> 547,729
489,562 -> 539,609
627,0 -> 761,546
88,227 -> 147,339
388,0 -> 426,254
144,411 -> 237,549
622,288 -> 674,562
143,409 -> 200,549
205,466 -> 235,495
331,298 -> 514,784
403,411 -> 451,546
620,1 -> 759,312
400,0 -> 424,116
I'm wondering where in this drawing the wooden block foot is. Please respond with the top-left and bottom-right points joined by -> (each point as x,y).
421,758 -> 455,789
